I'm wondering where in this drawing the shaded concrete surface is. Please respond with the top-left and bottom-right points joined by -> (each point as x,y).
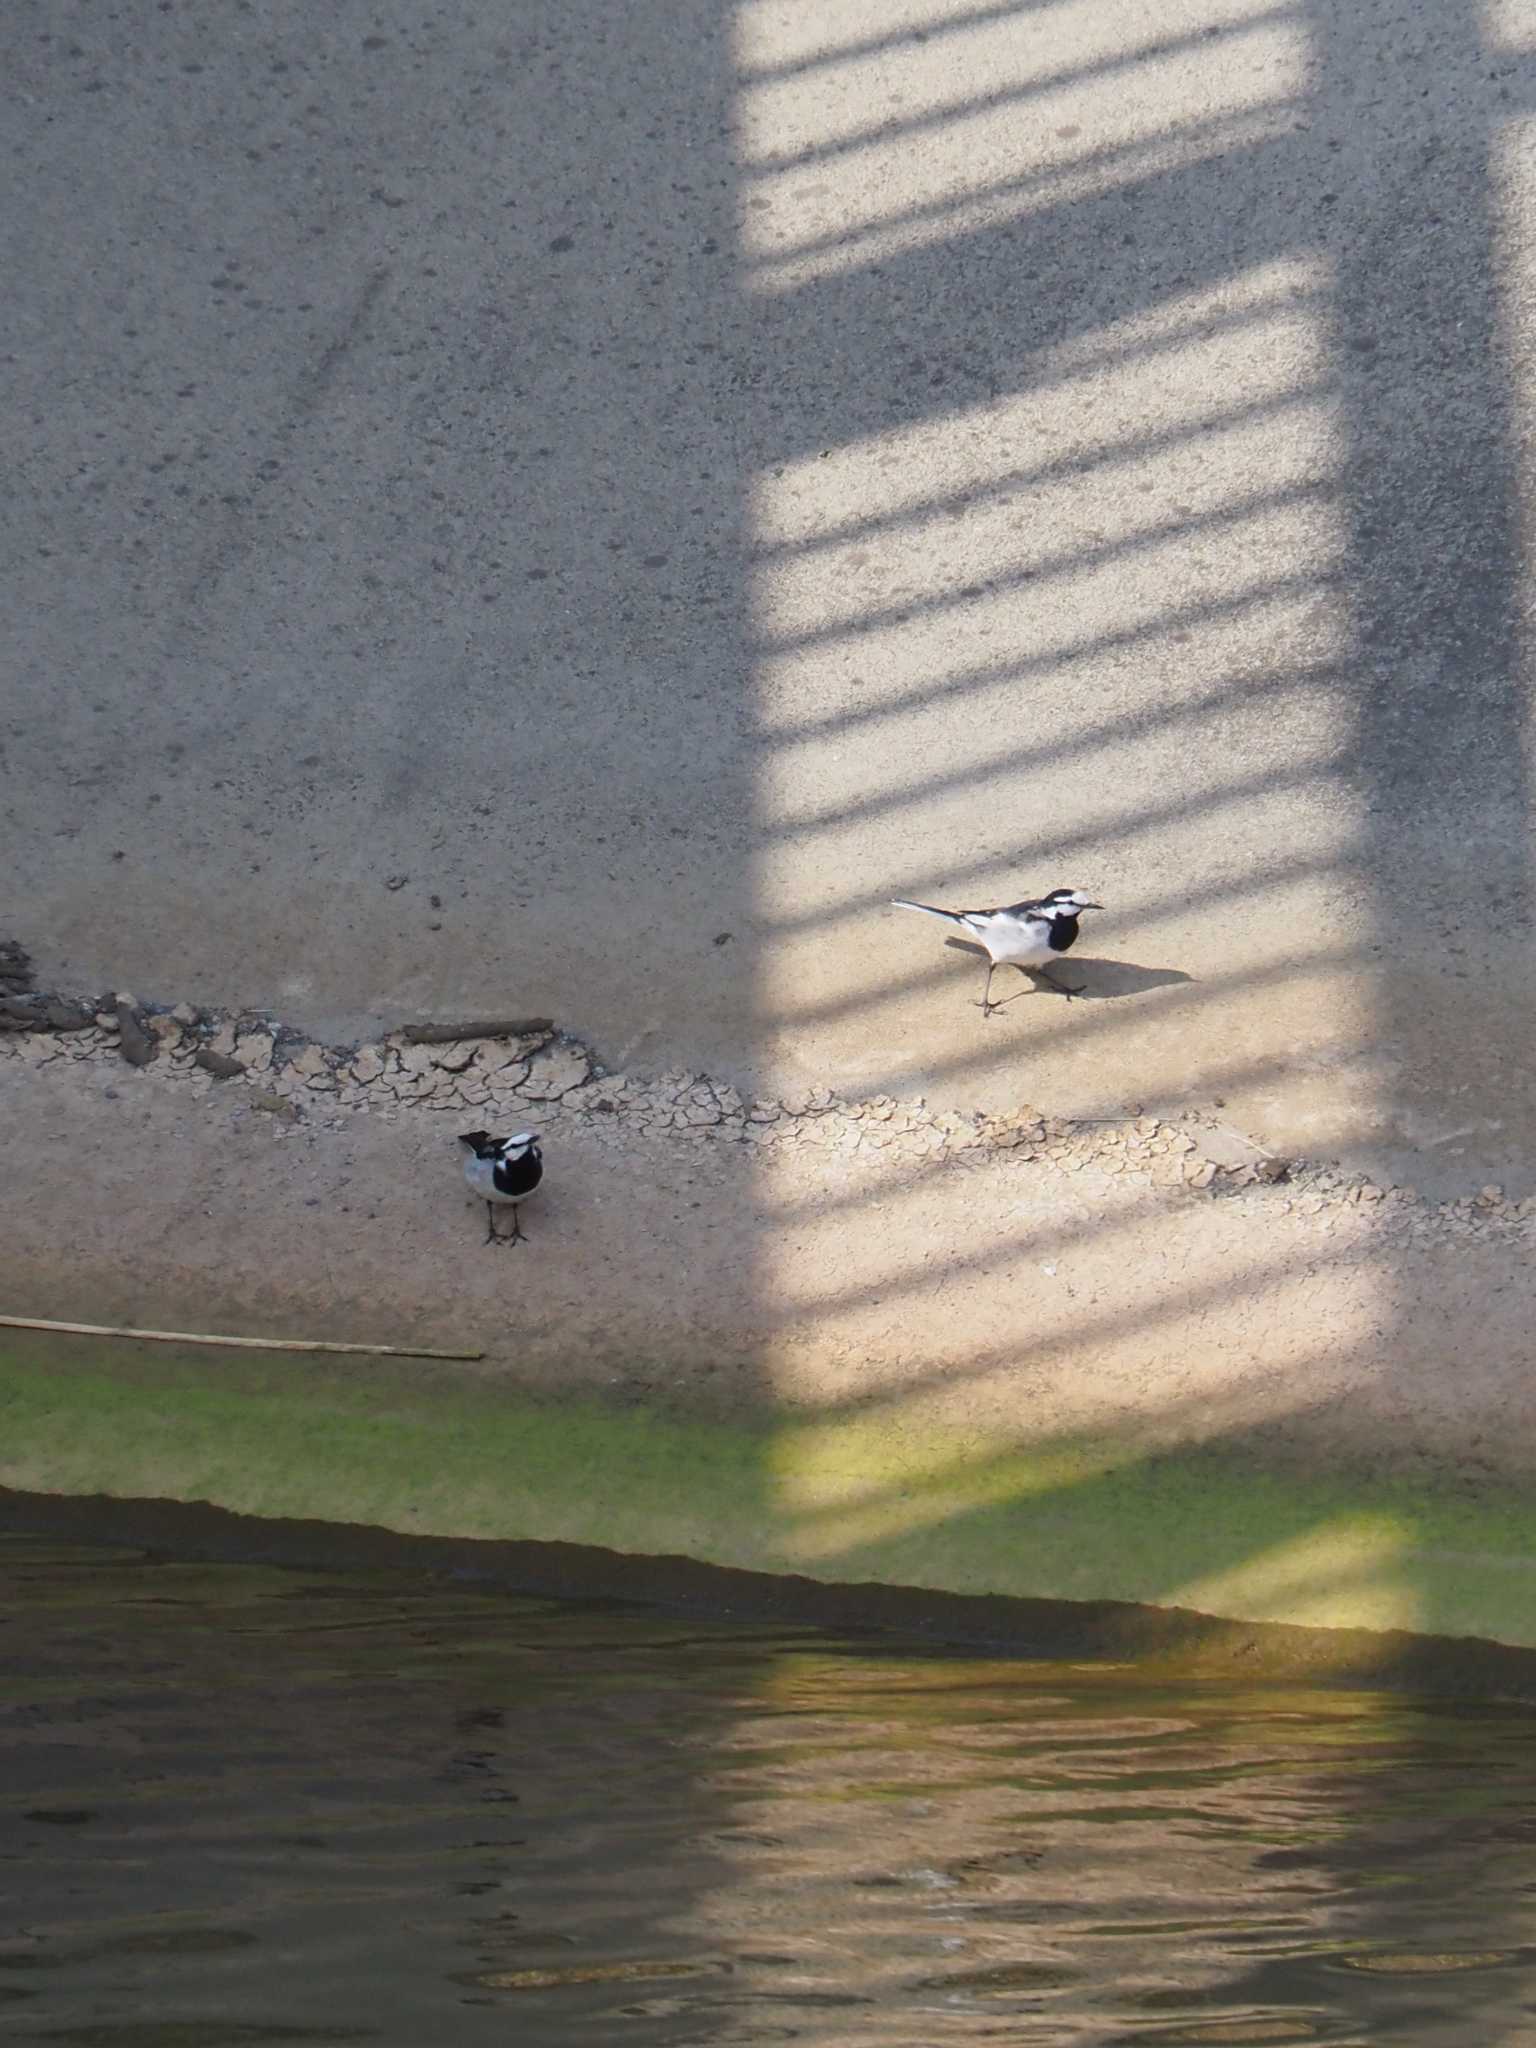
5,0 -> 1536,1194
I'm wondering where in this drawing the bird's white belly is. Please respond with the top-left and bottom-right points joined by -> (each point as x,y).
463,1156 -> 537,1206
985,919 -> 1053,966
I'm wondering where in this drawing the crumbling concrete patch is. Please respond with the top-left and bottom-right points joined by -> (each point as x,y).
3,962 -> 1534,1257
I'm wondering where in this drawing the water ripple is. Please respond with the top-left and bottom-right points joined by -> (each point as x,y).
3,1541 -> 1536,2044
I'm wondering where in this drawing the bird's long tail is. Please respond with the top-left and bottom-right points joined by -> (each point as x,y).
891,898 -> 965,926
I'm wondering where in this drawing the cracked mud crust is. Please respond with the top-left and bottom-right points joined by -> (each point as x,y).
4,967 -> 1534,1249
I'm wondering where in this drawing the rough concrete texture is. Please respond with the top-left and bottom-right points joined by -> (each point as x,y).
4,0 -> 1536,1199
7,0 -> 1536,1646
6,1014 -> 1536,1644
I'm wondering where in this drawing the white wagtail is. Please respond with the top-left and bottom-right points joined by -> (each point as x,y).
458,1129 -> 543,1245
891,888 -> 1103,1015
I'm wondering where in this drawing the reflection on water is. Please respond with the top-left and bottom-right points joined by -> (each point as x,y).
3,1536 -> 1536,2044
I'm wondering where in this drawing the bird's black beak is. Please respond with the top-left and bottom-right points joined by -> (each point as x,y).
1082,901 -> 1103,910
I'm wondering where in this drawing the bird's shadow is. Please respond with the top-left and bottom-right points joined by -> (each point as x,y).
942,937 -> 1192,1002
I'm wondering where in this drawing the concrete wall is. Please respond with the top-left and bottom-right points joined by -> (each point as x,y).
5,0 -> 1536,1659
7,0 -> 1536,1187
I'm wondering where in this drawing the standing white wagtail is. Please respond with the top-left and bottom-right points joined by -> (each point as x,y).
891,888 -> 1103,1015
458,1130 -> 543,1245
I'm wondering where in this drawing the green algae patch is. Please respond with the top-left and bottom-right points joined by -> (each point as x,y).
3,1334 -> 1535,1652
0,1335 -> 770,1565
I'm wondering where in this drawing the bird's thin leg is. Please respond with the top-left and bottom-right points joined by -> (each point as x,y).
976,959 -> 998,1017
1034,964 -> 1086,1000
508,1205 -> 527,1246
484,1200 -> 500,1245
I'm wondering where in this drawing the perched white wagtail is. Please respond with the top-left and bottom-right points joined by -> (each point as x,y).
891,888 -> 1103,1015
458,1130 -> 544,1245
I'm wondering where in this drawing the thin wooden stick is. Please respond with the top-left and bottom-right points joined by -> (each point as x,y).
401,1017 -> 552,1045
0,1314 -> 483,1362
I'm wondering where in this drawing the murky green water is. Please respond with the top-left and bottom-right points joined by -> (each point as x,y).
3,1536 -> 1536,2044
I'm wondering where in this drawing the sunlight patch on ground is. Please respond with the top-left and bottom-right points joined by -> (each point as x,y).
1174,1514 -> 1418,1634
737,0 -> 1308,289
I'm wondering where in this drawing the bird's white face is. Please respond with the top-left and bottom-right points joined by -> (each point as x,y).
505,1132 -> 539,1157
1046,889 -> 1102,914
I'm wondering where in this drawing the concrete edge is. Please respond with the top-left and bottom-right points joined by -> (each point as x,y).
4,1331 -> 1536,1681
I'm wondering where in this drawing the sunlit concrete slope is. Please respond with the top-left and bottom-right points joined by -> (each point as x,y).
5,0 -> 1535,1196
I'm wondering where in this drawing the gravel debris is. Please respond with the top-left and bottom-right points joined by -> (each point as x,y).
5,976 -> 1533,1253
